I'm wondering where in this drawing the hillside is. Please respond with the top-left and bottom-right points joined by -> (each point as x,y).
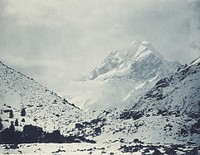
0,61 -> 83,134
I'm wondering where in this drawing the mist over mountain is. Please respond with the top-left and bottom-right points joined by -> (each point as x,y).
66,41 -> 181,110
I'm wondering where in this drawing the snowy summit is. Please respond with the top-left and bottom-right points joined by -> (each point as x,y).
67,41 -> 181,110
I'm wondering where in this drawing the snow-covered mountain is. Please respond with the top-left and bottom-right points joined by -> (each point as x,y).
67,40 -> 181,110
0,55 -> 200,154
88,40 -> 180,81
134,56 -> 200,116
125,57 -> 200,144
0,61 -> 83,134
78,57 -> 200,145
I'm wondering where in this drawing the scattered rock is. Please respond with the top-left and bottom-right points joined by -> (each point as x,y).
152,148 -> 162,155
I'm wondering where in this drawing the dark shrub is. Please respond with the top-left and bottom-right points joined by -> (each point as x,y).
23,125 -> 45,143
44,130 -> 65,143
15,119 -> 19,126
75,123 -> 84,129
21,108 -> 26,117
0,123 -> 22,144
9,110 -> 14,118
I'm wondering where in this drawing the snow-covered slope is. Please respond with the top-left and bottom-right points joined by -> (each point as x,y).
78,58 -> 200,145
67,40 -> 181,110
134,56 -> 200,117
127,58 -> 200,144
0,61 -> 83,134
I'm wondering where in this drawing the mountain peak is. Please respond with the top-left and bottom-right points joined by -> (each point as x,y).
125,40 -> 163,61
88,40 -> 172,80
130,40 -> 142,46
73,41 -> 182,111
128,40 -> 148,50
130,40 -> 151,46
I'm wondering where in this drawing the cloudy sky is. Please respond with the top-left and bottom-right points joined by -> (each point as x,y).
0,0 -> 200,95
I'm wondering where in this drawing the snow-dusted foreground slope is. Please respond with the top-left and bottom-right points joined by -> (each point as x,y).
0,61 -> 83,134
66,41 -> 181,111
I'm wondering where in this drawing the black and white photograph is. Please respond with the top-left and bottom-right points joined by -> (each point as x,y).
0,0 -> 200,154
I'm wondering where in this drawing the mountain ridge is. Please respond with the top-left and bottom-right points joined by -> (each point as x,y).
68,41 -> 182,110
88,40 -> 180,81
80,57 -> 200,145
133,57 -> 200,116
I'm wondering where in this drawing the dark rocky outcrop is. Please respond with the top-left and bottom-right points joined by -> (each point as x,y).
120,110 -> 143,120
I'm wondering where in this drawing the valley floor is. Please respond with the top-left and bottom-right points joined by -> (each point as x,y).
0,142 -> 199,155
